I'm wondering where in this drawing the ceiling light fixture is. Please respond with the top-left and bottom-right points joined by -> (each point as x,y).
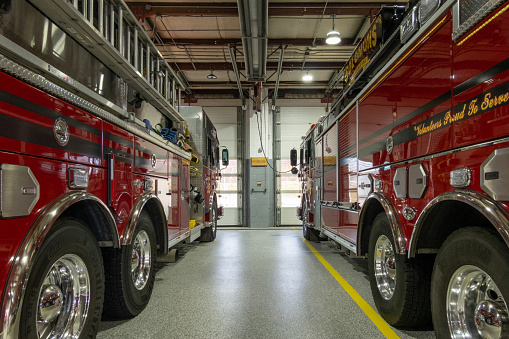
302,71 -> 313,81
207,68 -> 217,79
326,14 -> 341,45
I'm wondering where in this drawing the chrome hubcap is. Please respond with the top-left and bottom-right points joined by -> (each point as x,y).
374,235 -> 396,300
447,265 -> 508,338
39,285 -> 63,323
37,254 -> 90,338
131,230 -> 151,290
212,206 -> 217,231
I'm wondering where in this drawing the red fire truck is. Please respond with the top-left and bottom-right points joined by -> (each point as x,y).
296,0 -> 509,337
0,0 -> 227,337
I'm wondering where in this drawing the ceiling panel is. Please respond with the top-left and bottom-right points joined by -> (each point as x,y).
126,0 -> 410,105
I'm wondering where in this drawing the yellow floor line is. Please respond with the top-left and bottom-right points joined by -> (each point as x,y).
292,227 -> 400,339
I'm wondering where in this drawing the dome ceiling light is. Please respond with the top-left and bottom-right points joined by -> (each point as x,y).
302,70 -> 313,81
326,14 -> 341,45
207,68 -> 217,79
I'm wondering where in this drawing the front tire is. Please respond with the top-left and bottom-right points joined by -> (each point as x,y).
20,218 -> 104,339
368,213 -> 431,328
103,211 -> 156,318
432,227 -> 509,338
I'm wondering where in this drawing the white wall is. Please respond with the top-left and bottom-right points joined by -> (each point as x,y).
198,106 -> 327,226
203,107 -> 239,226
280,106 -> 327,161
280,107 -> 326,225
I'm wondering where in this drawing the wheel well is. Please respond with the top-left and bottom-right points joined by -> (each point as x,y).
358,199 -> 385,256
142,198 -> 167,254
411,200 -> 495,257
61,200 -> 118,247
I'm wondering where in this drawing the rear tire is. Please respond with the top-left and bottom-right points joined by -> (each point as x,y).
431,227 -> 509,338
303,223 -> 311,240
368,213 -> 431,328
20,218 -> 104,339
302,200 -> 312,240
200,200 -> 218,242
102,211 -> 156,318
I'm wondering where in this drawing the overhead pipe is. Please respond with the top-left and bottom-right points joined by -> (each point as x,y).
229,45 -> 246,105
272,46 -> 285,109
237,0 -> 268,81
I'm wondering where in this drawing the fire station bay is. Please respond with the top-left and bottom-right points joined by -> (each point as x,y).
2,0 -> 509,338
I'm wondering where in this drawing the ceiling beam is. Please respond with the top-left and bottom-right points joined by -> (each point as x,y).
156,38 -> 355,47
173,61 -> 345,71
188,88 -> 341,98
128,2 -> 404,19
189,80 -> 331,88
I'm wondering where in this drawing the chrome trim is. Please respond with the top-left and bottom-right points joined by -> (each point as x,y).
481,147 -> 509,201
68,167 -> 89,190
0,52 -> 191,161
0,164 -> 40,218
359,136 -> 509,175
447,265 -> 508,338
321,227 -> 357,253
408,163 -> 428,199
358,173 -> 373,198
124,194 -> 167,248
450,167 -> 472,188
29,0 -> 187,120
452,0 -> 506,41
358,192 -> 407,255
401,5 -> 420,44
419,0 -> 442,25
168,230 -> 190,249
403,206 -> 417,221
321,203 -> 359,212
53,117 -> 70,146
409,190 -> 509,257
0,192 -> 118,339
37,254 -> 91,337
130,230 -> 151,291
189,224 -> 205,242
393,166 -> 408,199
373,234 -> 397,300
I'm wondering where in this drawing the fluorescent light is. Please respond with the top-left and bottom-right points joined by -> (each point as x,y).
326,30 -> 341,45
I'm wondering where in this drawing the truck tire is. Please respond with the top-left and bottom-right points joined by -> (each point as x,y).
20,218 -> 104,339
103,211 -> 156,318
303,223 -> 311,240
302,203 -> 311,240
431,227 -> 509,338
200,200 -> 217,242
368,213 -> 431,328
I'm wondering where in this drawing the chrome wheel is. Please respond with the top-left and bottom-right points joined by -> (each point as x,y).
447,265 -> 508,339
37,254 -> 90,338
374,235 -> 396,300
131,230 -> 152,290
211,204 -> 217,232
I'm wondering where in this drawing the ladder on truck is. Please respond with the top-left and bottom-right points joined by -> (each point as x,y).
2,0 -> 186,123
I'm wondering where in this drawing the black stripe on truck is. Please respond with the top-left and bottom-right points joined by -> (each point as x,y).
0,112 -> 102,159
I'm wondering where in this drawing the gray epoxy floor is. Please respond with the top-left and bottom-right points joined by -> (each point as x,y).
98,229 -> 435,338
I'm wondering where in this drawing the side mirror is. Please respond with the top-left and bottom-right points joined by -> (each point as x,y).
290,149 -> 297,167
299,148 -> 304,165
222,148 -> 229,167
